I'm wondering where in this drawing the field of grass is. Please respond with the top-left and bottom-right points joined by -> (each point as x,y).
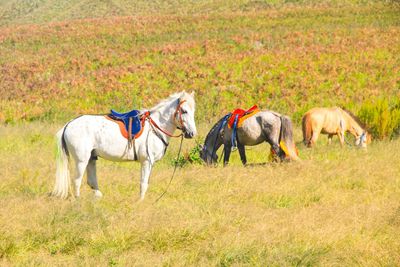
1,0 -> 400,266
1,123 -> 400,265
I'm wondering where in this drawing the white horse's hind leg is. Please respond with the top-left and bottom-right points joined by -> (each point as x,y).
140,160 -> 152,200
87,159 -> 103,198
74,160 -> 89,197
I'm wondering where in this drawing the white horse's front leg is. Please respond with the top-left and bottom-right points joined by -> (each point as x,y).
140,160 -> 152,200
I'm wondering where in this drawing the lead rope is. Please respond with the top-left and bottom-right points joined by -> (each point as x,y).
340,120 -> 353,147
211,114 -> 230,160
343,135 -> 353,147
154,134 -> 184,203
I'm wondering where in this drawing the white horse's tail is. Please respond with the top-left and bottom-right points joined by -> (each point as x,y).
52,128 -> 70,199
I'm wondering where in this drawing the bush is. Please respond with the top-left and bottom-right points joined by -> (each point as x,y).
358,98 -> 400,140
171,144 -> 203,167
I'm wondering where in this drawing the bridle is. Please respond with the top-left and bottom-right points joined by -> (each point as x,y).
174,99 -> 187,134
147,99 -> 187,139
356,131 -> 367,146
201,113 -> 230,164
136,99 -> 188,160
359,132 -> 366,143
344,128 -> 367,147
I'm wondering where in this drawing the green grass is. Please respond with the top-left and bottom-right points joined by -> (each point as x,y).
0,122 -> 399,265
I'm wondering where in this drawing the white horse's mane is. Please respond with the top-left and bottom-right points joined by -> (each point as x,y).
150,91 -> 187,112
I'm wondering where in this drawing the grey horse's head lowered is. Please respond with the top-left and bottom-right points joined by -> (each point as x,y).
200,115 -> 227,165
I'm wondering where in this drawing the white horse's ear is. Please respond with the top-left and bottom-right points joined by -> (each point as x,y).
191,91 -> 195,96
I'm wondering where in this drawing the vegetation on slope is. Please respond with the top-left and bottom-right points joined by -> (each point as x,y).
1,0 -> 395,26
0,1 -> 399,125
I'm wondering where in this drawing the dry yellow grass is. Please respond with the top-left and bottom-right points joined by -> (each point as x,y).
0,122 -> 399,266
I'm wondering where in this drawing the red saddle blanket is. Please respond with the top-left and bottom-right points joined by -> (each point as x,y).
228,105 -> 260,128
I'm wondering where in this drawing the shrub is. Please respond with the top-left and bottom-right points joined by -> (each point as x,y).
171,144 -> 203,167
358,98 -> 400,139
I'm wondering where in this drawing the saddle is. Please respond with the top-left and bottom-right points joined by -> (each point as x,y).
106,109 -> 148,140
226,105 -> 260,149
227,105 -> 260,129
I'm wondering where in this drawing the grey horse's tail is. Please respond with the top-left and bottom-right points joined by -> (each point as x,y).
280,116 -> 299,160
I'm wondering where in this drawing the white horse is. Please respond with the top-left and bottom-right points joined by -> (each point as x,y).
52,91 -> 197,200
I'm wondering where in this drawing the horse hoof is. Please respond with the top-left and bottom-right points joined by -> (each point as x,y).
94,190 -> 103,198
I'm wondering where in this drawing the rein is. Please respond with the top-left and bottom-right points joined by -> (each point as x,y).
150,99 -> 187,203
211,114 -> 230,160
149,116 -> 183,138
340,120 -> 353,147
147,99 -> 187,138
343,134 -> 353,147
154,134 -> 184,203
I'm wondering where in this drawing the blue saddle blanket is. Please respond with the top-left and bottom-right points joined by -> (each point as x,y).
110,109 -> 142,137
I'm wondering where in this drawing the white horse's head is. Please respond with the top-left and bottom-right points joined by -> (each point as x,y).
175,91 -> 197,139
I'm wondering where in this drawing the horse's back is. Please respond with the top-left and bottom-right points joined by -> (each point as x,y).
239,110 -> 277,128
236,111 -> 280,145
63,115 -> 117,147
303,107 -> 343,133
64,115 -> 107,137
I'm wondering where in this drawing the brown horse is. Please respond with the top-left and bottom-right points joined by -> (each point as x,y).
302,107 -> 371,148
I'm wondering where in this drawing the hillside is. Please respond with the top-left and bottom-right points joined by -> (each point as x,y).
1,1 -> 399,124
0,0 -> 323,26
3,1 -> 396,26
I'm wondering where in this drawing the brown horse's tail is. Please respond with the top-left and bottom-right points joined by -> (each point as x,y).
302,113 -> 312,146
280,115 -> 299,160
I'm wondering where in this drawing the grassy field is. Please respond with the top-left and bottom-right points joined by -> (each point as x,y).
1,0 -> 400,266
0,123 -> 400,265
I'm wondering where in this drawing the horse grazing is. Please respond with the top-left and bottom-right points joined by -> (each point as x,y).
200,110 -> 299,166
52,91 -> 197,200
302,107 -> 371,148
